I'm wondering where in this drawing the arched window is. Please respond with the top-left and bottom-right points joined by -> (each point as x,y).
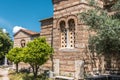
60,21 -> 67,48
68,19 -> 75,48
20,39 -> 26,47
60,19 -> 75,49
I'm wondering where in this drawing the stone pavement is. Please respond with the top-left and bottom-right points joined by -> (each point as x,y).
0,68 -> 9,80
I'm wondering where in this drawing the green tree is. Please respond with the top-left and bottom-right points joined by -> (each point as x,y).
23,37 -> 53,78
0,28 -> 12,64
7,47 -> 23,72
79,0 -> 120,69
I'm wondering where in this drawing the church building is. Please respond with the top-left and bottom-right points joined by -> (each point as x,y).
14,0 -> 120,80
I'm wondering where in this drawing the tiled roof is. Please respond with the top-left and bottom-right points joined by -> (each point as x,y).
14,29 -> 40,36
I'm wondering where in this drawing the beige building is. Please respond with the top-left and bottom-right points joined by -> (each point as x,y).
14,29 -> 40,47
14,0 -> 120,80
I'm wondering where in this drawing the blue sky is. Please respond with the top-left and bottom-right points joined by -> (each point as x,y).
0,0 -> 53,38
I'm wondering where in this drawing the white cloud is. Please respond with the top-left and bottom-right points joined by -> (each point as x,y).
2,28 -> 7,33
13,26 -> 25,34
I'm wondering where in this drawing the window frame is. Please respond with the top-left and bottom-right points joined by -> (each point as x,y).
59,19 -> 75,49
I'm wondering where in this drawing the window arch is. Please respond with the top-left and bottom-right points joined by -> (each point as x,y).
20,39 -> 26,47
68,19 -> 75,29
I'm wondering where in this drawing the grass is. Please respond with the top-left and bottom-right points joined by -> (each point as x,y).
8,70 -> 52,80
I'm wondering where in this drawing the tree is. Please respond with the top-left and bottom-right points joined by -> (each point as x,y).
79,0 -> 120,70
7,47 -> 23,72
23,37 -> 53,78
0,28 -> 12,64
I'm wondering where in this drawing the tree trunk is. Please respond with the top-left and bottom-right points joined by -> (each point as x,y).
31,65 -> 39,80
33,73 -> 37,80
16,63 -> 18,73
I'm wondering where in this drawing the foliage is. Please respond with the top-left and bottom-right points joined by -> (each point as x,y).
23,37 -> 53,78
79,0 -> 120,54
111,0 -> 120,11
7,47 -> 23,64
7,47 -> 23,72
0,28 -> 12,59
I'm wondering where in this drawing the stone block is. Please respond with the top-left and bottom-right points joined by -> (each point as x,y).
54,59 -> 60,75
75,60 -> 84,79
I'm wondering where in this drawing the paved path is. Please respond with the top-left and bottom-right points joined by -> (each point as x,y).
0,68 -> 9,80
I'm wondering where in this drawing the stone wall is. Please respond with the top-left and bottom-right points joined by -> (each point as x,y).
40,18 -> 53,45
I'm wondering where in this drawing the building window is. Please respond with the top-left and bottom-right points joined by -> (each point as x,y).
60,19 -> 75,49
68,19 -> 75,48
60,21 -> 67,48
21,39 -> 26,47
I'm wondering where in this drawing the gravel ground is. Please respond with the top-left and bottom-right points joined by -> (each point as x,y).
0,68 -> 9,80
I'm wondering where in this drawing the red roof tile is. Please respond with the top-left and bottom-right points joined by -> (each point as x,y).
14,29 -> 40,36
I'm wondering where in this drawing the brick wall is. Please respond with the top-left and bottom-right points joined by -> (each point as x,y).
52,0 -> 91,78
40,18 -> 53,45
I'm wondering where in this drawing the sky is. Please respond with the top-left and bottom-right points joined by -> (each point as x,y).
0,0 -> 53,38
